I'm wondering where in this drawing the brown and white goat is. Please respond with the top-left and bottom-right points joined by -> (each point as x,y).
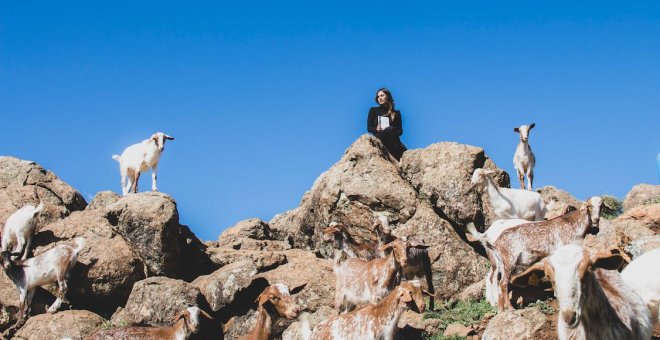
1,238 -> 84,327
485,197 -> 605,310
333,239 -> 408,313
512,244 -> 652,340
372,217 -> 436,310
323,222 -> 381,260
87,306 -> 212,340
302,280 -> 431,340
238,283 -> 302,340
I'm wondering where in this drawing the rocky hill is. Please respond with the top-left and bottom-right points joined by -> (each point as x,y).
0,135 -> 657,339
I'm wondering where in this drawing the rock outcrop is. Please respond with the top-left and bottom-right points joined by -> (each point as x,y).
623,184 -> 660,211
0,136 -> 657,340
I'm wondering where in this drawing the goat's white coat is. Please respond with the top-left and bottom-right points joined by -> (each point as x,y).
547,244 -> 652,340
471,168 -> 546,221
513,123 -> 536,190
621,248 -> 660,325
1,202 -> 44,260
467,219 -> 531,306
112,132 -> 174,195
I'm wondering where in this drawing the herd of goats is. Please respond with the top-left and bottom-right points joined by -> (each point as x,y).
0,126 -> 658,339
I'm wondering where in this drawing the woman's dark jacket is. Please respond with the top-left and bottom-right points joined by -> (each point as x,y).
366,106 -> 406,160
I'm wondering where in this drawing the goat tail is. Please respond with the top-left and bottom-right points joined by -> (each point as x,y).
466,222 -> 487,244
112,155 -> 121,162
299,312 -> 312,340
73,237 -> 85,254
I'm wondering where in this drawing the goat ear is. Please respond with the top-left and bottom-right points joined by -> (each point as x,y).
591,253 -> 623,271
514,127 -> 520,132
256,292 -> 270,306
379,243 -> 393,253
529,123 -> 535,129
173,309 -> 189,323
511,261 -> 546,287
290,283 -> 307,295
198,309 -> 213,320
164,134 -> 174,140
422,289 -> 434,297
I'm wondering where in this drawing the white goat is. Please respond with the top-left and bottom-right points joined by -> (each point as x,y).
470,168 -> 546,221
1,238 -> 84,327
513,123 -> 536,190
1,202 -> 44,260
112,132 -> 174,195
467,219 -> 530,307
87,306 -> 212,340
621,248 -> 660,325
512,244 -> 652,340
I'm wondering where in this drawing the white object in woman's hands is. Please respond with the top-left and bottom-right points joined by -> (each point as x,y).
378,116 -> 390,129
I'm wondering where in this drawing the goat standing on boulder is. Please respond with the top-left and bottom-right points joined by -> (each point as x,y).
112,132 -> 174,195
513,123 -> 536,190
1,201 -> 44,260
1,238 -> 84,328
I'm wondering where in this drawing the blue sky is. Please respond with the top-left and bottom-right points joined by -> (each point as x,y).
2,2 -> 659,241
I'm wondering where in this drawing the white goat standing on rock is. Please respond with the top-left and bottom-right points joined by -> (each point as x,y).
470,168 -> 546,221
1,201 -> 44,260
513,123 -> 536,190
112,132 -> 174,195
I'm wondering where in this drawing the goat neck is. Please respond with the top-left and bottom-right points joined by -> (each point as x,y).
369,287 -> 409,337
243,303 -> 275,340
564,269 -> 648,340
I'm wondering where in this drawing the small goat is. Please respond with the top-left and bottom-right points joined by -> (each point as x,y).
372,216 -> 436,310
470,168 -> 546,221
485,197 -> 604,310
512,244 -> 652,340
238,283 -> 302,340
621,248 -> 660,325
513,123 -> 536,190
87,306 -> 212,340
112,132 -> 174,195
302,280 -> 430,340
467,219 -> 530,307
322,222 -> 381,260
333,239 -> 408,313
1,201 -> 44,260
1,238 -> 84,327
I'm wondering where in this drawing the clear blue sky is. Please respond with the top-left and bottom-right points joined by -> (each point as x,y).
2,2 -> 659,241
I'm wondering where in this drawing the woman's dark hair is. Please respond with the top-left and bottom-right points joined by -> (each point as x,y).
374,88 -> 397,121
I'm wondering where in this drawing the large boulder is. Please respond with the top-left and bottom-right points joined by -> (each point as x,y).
393,203 -> 489,299
191,260 -> 258,313
400,142 -> 509,229
623,184 -> 660,211
105,192 -> 216,280
32,209 -> 146,316
537,186 -> 581,219
482,308 -> 547,340
616,204 -> 660,234
13,310 -> 105,340
87,190 -> 121,210
14,310 -> 104,340
110,277 -> 208,327
269,135 -> 419,249
218,218 -> 273,246
625,235 -> 660,259
0,157 -> 86,228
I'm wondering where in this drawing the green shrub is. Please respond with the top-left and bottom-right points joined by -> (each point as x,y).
601,195 -> 623,220
527,299 -> 555,315
423,299 -> 495,339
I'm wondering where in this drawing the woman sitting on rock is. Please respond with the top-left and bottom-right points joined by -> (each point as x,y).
367,88 -> 407,161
